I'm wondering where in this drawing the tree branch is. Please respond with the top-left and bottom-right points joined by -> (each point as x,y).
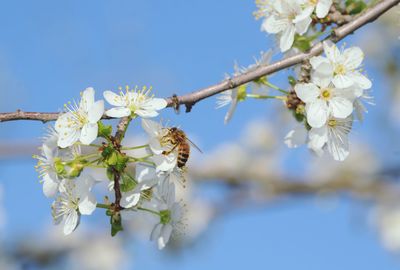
164,0 -> 399,110
0,0 -> 398,122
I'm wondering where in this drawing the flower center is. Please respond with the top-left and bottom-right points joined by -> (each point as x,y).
334,64 -> 346,75
75,111 -> 88,126
236,85 -> 247,102
309,0 -> 318,5
320,88 -> 332,101
129,93 -> 147,112
160,209 -> 171,225
328,119 -> 337,127
288,12 -> 296,21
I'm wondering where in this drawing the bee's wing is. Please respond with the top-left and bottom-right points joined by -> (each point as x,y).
187,138 -> 203,153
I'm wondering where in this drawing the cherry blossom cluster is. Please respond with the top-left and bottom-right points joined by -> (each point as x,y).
35,86 -> 186,249
286,41 -> 372,161
217,1 -> 373,161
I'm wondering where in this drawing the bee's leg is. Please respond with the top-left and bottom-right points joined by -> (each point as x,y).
162,144 -> 178,155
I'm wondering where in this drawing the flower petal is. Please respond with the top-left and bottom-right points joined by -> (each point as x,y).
224,98 -> 239,124
323,41 -> 340,63
80,87 -> 95,111
308,126 -> 328,149
63,210 -> 79,235
316,0 -> 332,18
135,109 -> 159,118
327,133 -> 349,161
141,98 -> 167,111
43,174 -> 59,198
105,107 -> 131,118
343,47 -> 364,70
79,193 -> 97,215
57,129 -> 80,148
294,16 -> 312,35
332,74 -> 354,88
80,123 -> 98,145
262,15 -> 287,34
141,119 -> 161,137
153,154 -> 177,172
120,191 -> 141,208
158,224 -> 173,250
280,24 -> 296,52
330,97 -> 353,119
306,99 -> 329,128
150,223 -> 163,241
348,72 -> 372,89
88,100 -> 104,123
103,91 -> 126,106
295,83 -> 319,103
310,56 -> 330,70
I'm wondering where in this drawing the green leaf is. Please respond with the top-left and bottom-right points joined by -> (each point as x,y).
98,121 -> 112,139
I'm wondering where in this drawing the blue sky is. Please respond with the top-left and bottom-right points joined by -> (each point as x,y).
0,0 -> 400,269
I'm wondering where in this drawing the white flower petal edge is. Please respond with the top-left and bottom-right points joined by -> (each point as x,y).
103,87 -> 167,119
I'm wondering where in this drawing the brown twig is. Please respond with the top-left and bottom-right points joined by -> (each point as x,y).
0,0 -> 398,122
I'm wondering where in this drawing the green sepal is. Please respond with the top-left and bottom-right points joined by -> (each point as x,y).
110,212 -> 123,237
293,34 -> 312,52
288,76 -> 297,86
120,173 -> 137,192
292,109 -> 305,123
106,167 -> 114,181
345,0 -> 367,15
98,121 -> 113,139
107,151 -> 118,166
114,153 -> 129,172
237,84 -> 248,102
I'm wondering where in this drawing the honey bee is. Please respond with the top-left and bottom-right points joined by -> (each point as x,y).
161,127 -> 202,168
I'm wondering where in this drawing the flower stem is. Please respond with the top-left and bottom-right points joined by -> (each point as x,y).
97,203 -> 111,209
137,207 -> 160,216
264,81 -> 288,94
121,144 -> 149,150
246,94 -> 287,100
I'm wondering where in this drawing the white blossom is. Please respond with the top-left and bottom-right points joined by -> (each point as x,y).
262,0 -> 312,52
301,0 -> 333,19
52,176 -> 97,235
311,42 -> 372,89
35,128 -> 80,197
103,86 -> 167,118
216,63 -> 246,124
295,71 -> 355,128
308,116 -> 353,161
120,165 -> 159,208
55,87 -> 104,148
147,180 -> 183,249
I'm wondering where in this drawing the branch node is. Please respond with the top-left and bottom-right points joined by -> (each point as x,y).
171,94 -> 180,114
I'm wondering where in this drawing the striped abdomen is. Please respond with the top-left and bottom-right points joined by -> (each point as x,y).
177,141 -> 190,168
